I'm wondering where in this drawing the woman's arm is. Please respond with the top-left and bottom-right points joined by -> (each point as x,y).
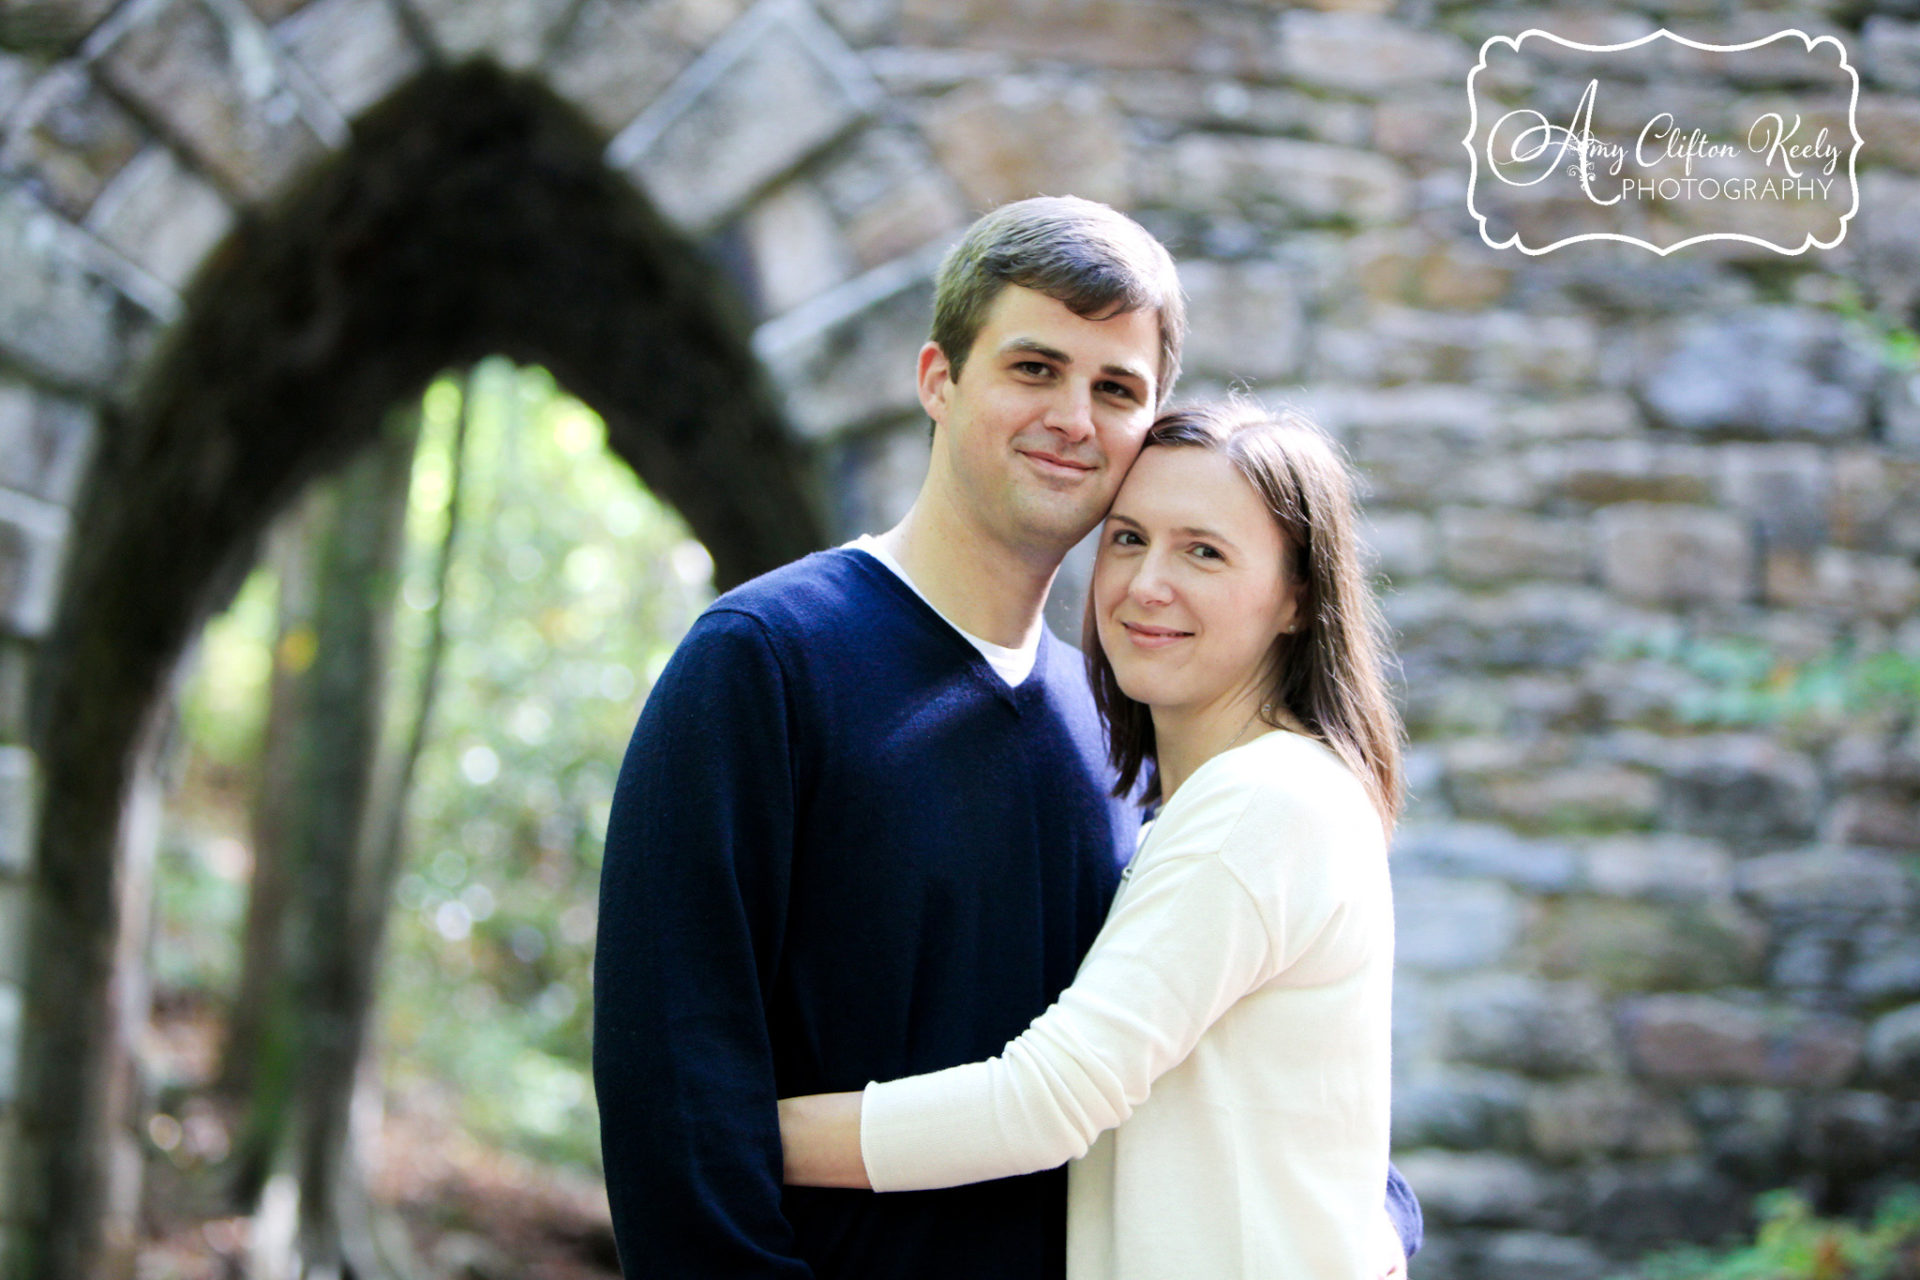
853,757 -> 1382,1194
777,1092 -> 869,1188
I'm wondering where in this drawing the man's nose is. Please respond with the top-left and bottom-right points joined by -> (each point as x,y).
1043,382 -> 1095,442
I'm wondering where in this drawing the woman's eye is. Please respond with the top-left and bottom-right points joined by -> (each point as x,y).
1192,543 -> 1223,561
1110,529 -> 1143,546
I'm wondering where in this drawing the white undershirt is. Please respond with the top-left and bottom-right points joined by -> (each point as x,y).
845,534 -> 1041,686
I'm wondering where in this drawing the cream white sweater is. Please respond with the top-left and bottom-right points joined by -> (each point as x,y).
860,730 -> 1394,1280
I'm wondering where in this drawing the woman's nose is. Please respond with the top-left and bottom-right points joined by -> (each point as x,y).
1127,553 -> 1175,606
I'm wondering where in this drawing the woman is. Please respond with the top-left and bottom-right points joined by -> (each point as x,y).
779,400 -> 1405,1278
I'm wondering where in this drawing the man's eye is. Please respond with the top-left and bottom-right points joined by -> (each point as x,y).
1098,380 -> 1139,402
1015,361 -> 1051,377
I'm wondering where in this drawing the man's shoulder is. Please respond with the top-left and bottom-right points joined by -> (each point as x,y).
698,547 -> 895,639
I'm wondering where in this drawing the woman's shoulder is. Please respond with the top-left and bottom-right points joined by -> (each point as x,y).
1189,731 -> 1383,860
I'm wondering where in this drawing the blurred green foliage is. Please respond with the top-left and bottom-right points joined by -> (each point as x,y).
165,357 -> 713,1172
1608,629 -> 1920,732
1625,1188 -> 1920,1280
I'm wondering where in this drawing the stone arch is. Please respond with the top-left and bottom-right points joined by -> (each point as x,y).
7,28 -> 869,1278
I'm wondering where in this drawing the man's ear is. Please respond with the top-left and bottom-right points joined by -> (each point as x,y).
916,341 -> 954,424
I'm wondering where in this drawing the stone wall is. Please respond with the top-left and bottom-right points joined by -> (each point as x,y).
2,0 -> 1918,1273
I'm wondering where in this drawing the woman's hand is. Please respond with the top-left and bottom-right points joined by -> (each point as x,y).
777,1092 -> 872,1188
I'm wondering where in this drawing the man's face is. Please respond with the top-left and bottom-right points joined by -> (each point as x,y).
918,285 -> 1161,561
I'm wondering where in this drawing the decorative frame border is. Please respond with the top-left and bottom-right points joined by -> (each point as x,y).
1463,28 -> 1863,255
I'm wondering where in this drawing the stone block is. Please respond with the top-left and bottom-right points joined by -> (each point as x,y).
1442,974 -> 1618,1078
94,0 -> 330,203
1108,73 -> 1370,145
0,49 -> 35,121
1623,994 -> 1863,1088
1717,444 -> 1831,552
1394,823 -> 1580,893
1863,16 -> 1920,92
1797,1090 -> 1908,1175
1526,1079 -> 1699,1163
241,0 -> 310,20
1574,1162 -> 1748,1254
1688,1086 -> 1796,1182
898,0 -> 1275,77
1392,1150 -> 1552,1228
1314,307 -> 1596,392
1388,583 -> 1620,673
1848,924 -> 1920,1003
1373,89 -> 1470,171
0,186 -> 128,391
1177,258 -> 1303,384
921,76 -> 1129,211
1348,229 -> 1512,309
739,180 -> 852,318
1478,1232 -> 1609,1280
0,745 -> 35,874
1855,172 -> 1920,324
1660,735 -> 1819,847
1501,394 -> 1641,443
0,637 -> 29,741
1596,503 -> 1753,609
1392,1067 -> 1531,1152
1885,364 -> 1920,458
1449,761 -> 1660,834
754,253 -> 935,440
1765,547 -> 1920,619
1151,133 -> 1410,226
1582,834 -> 1734,902
1275,10 -> 1467,95
1529,897 -> 1767,993
1801,93 -> 1920,175
84,143 -> 232,292
0,0 -> 118,50
546,0 -> 727,136
1830,787 -> 1920,851
1358,509 -> 1434,581
1831,451 -> 1920,554
0,377 -> 94,506
1392,874 -> 1519,973
810,127 -> 965,271
0,64 -> 145,219
611,0 -> 875,232
405,0 -> 571,70
0,979 -> 17,1108
273,0 -> 423,120
1737,847 -> 1918,915
1299,383 -> 1498,442
1637,308 -> 1879,441
1436,507 -> 1589,586
1527,440 -> 1715,506
0,487 -> 67,638
1865,1003 -> 1920,1095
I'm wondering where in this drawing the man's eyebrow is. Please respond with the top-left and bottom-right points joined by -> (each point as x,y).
997,338 -> 1152,388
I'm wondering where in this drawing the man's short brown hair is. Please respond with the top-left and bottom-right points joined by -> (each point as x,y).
930,196 -> 1186,404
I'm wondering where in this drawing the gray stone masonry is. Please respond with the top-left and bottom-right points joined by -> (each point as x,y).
3,0 -> 1919,1271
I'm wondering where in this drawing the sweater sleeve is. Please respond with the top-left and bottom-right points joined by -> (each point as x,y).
861,775 -> 1314,1191
592,609 -> 812,1278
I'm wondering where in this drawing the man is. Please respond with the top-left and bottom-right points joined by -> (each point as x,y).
594,196 -> 1419,1277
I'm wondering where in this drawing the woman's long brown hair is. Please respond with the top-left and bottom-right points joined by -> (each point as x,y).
1084,399 -> 1405,833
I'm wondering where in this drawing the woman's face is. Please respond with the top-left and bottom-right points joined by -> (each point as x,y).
1093,446 -> 1300,718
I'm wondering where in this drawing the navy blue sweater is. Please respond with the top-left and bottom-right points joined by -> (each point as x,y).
594,549 -> 1421,1277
